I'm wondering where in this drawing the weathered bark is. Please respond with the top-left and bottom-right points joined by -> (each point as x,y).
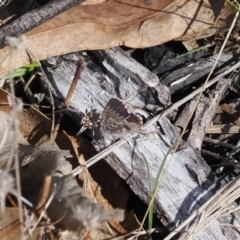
161,54 -> 239,94
187,80 -> 228,150
175,80 -> 228,150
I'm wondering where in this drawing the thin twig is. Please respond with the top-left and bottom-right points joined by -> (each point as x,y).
207,124 -> 240,134
203,137 -> 235,149
19,77 -> 35,104
26,48 -> 56,138
64,58 -> 84,106
201,149 -> 230,162
52,57 -> 84,140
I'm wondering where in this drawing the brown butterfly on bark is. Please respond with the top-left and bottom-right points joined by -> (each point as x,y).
100,98 -> 142,141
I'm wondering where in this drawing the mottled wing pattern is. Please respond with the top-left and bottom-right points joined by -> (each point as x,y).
100,98 -> 142,141
106,98 -> 129,118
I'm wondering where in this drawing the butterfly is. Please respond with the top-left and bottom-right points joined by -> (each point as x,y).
100,98 -> 142,141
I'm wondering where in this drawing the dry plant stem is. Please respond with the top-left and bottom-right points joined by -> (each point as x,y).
30,184 -> 57,236
24,73 -> 37,91
7,50 -> 24,236
0,123 -> 9,153
71,60 -> 240,177
181,195 -> 238,238
105,222 -> 115,237
6,194 -> 18,207
201,149 -> 229,162
165,175 -> 240,240
207,124 -> 240,134
203,137 -> 234,149
41,64 -> 56,138
0,102 -> 50,108
19,77 -> 35,104
26,49 -> 56,137
36,176 -> 52,214
220,224 -> 240,231
51,58 -> 83,140
228,138 -> 240,156
184,186 -> 240,235
64,58 -> 84,106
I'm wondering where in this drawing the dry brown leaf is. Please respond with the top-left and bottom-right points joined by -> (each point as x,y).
0,208 -> 41,239
0,0 -> 232,76
70,136 -> 138,236
0,88 -> 51,143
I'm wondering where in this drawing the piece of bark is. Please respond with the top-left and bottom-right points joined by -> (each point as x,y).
90,49 -> 171,108
44,47 -> 240,239
175,80 -> 229,150
187,80 -> 229,150
144,44 -> 211,76
217,103 -> 240,126
174,98 -> 197,135
161,54 -> 239,94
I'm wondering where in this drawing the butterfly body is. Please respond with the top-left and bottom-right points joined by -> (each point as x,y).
100,98 -> 142,141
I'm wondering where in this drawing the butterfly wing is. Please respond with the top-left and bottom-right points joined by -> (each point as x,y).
100,98 -> 142,141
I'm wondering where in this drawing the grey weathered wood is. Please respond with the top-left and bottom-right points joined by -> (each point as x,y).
176,80 -> 228,150
161,54 -> 238,94
44,47 -> 240,239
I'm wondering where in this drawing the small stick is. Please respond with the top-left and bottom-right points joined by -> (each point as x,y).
6,194 -> 18,208
51,58 -> 84,140
36,176 -> 52,215
64,58 -> 84,106
203,137 -> 234,149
